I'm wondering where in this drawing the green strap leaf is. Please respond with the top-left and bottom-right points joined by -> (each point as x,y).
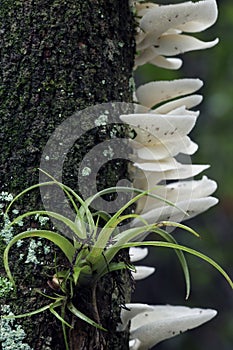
94,224 -> 157,276
67,302 -> 107,331
90,186 -> 187,261
120,241 -> 233,289
5,181 -> 56,215
158,221 -> 200,237
39,169 -> 95,233
9,210 -> 85,240
49,300 -> 73,328
4,230 -> 75,284
73,266 -> 82,285
151,227 -> 191,299
86,186 -> 186,215
1,303 -> 51,319
99,261 -> 135,279
100,224 -> 191,299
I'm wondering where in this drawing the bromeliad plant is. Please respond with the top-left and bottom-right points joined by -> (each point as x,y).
2,171 -> 233,349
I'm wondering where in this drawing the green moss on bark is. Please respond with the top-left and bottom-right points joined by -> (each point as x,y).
0,0 -> 134,193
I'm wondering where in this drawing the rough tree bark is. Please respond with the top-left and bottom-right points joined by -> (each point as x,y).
0,1 -> 135,349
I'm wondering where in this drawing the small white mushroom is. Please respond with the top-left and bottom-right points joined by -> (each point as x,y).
134,158 -> 180,172
147,34 -> 219,56
139,0 -> 218,39
135,79 -> 203,109
132,196 -> 219,227
133,157 -> 203,172
120,113 -> 198,145
135,0 -> 218,68
129,247 -> 149,262
148,56 -> 183,70
166,106 -> 198,116
153,94 -> 203,114
135,36 -> 218,68
135,163 -> 209,178
165,175 -> 218,199
135,52 -> 183,70
131,137 -> 198,161
138,30 -> 218,53
132,164 -> 211,202
136,176 -> 217,213
129,304 -> 217,349
135,176 -> 217,213
132,266 -> 156,280
129,338 -> 142,350
164,163 -> 210,180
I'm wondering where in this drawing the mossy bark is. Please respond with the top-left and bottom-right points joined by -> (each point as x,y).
0,1 -> 135,349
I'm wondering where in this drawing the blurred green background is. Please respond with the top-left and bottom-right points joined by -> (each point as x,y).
133,0 -> 233,349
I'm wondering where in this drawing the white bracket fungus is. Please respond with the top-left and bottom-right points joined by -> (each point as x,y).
122,304 -> 217,350
135,0 -> 219,69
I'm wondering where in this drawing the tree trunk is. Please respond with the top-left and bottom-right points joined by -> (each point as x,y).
0,1 -> 135,349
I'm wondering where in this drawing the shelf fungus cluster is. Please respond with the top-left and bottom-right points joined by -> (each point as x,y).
119,247 -> 218,350
124,0 -> 219,232
119,0 -> 219,349
121,77 -> 218,227
135,0 -> 218,69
